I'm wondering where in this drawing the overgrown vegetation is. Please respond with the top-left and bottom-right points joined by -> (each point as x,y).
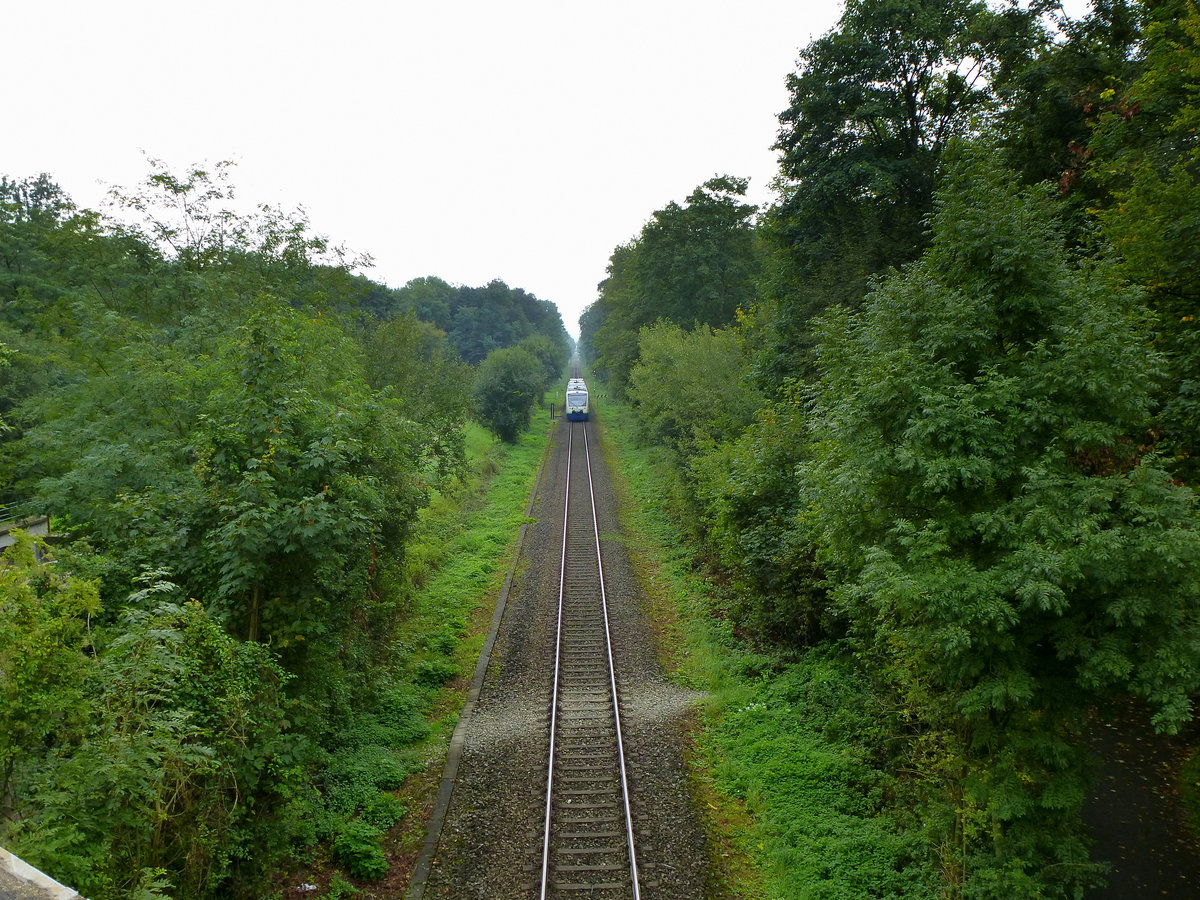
598,399 -> 940,900
0,159 -> 565,898
580,1 -> 1200,896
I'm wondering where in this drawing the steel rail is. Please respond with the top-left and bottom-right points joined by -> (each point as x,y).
583,424 -> 642,899
539,422 -> 641,899
540,423 -> 572,898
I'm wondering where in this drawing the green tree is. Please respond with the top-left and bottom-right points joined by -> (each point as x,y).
430,279 -> 569,366
806,145 -> 1200,895
472,346 -> 545,442
173,300 -> 422,647
517,332 -> 569,392
364,311 -> 471,478
626,321 -> 762,463
1088,0 -> 1200,479
992,0 -> 1143,191
764,0 -> 1029,379
590,177 -> 761,393
390,275 -> 457,330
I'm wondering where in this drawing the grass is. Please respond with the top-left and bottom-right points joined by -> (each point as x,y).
386,419 -> 552,876
294,417 -> 554,897
594,398 -> 938,900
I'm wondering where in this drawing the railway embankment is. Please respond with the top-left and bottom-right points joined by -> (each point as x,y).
407,413 -> 709,899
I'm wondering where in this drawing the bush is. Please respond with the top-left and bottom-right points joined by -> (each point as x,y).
359,793 -> 407,830
412,658 -> 458,687
472,346 -> 545,442
332,821 -> 388,881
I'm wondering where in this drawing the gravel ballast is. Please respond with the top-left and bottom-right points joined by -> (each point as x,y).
408,416 -> 712,899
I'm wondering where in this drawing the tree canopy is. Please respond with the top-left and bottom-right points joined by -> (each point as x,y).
0,161 -> 566,898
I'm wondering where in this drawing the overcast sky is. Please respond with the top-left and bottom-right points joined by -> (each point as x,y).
7,0 -> 858,336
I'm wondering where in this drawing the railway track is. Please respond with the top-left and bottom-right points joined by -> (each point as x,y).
539,421 -> 641,899
409,407 -> 709,899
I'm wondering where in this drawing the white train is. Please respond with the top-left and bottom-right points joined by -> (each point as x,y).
565,378 -> 589,421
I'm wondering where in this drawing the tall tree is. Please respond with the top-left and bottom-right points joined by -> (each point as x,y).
589,176 -> 760,393
764,0 -> 1034,378
806,144 -> 1200,895
364,312 -> 472,477
1087,0 -> 1200,479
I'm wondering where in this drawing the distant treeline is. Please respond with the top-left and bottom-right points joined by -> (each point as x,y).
0,162 -> 568,897
580,0 -> 1200,897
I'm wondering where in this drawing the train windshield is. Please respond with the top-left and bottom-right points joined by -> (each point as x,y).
566,391 -> 587,406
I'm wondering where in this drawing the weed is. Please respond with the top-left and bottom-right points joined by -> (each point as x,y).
332,821 -> 388,881
359,792 -> 407,830
324,873 -> 359,897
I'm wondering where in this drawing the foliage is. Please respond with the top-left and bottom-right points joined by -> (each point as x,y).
388,275 -> 571,366
1179,748 -> 1200,836
626,321 -> 763,464
584,176 -> 761,392
363,311 -> 472,478
710,654 -> 939,900
471,345 -> 547,442
992,0 -> 1144,192
0,161 -> 558,897
806,145 -> 1199,895
1087,0 -> 1200,479
5,585 -> 295,900
324,873 -> 360,898
517,332 -> 570,391
762,0 -> 1038,380
358,793 -> 407,831
595,396 -> 940,899
0,533 -> 99,806
332,821 -> 388,880
691,394 -> 830,645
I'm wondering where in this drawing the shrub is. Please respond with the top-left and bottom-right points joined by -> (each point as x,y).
332,822 -> 388,881
359,793 -> 407,831
412,658 -> 458,687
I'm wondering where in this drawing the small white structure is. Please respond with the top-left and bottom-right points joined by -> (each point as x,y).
0,515 -> 49,551
0,847 -> 84,899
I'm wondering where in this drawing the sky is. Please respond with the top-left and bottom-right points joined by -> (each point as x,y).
7,0 -> 853,336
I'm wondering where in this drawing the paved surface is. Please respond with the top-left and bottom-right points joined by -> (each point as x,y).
0,849 -> 83,899
1084,704 -> 1200,898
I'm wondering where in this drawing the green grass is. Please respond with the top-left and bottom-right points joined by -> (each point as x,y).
298,418 -> 553,896
594,398 -> 937,900
399,421 -> 548,681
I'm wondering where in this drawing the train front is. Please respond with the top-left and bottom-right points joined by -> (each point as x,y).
565,382 -> 589,421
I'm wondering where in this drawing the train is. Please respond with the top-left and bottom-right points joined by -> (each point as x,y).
565,378 -> 589,422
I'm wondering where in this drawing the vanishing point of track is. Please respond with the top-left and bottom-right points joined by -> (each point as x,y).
539,422 -> 641,899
